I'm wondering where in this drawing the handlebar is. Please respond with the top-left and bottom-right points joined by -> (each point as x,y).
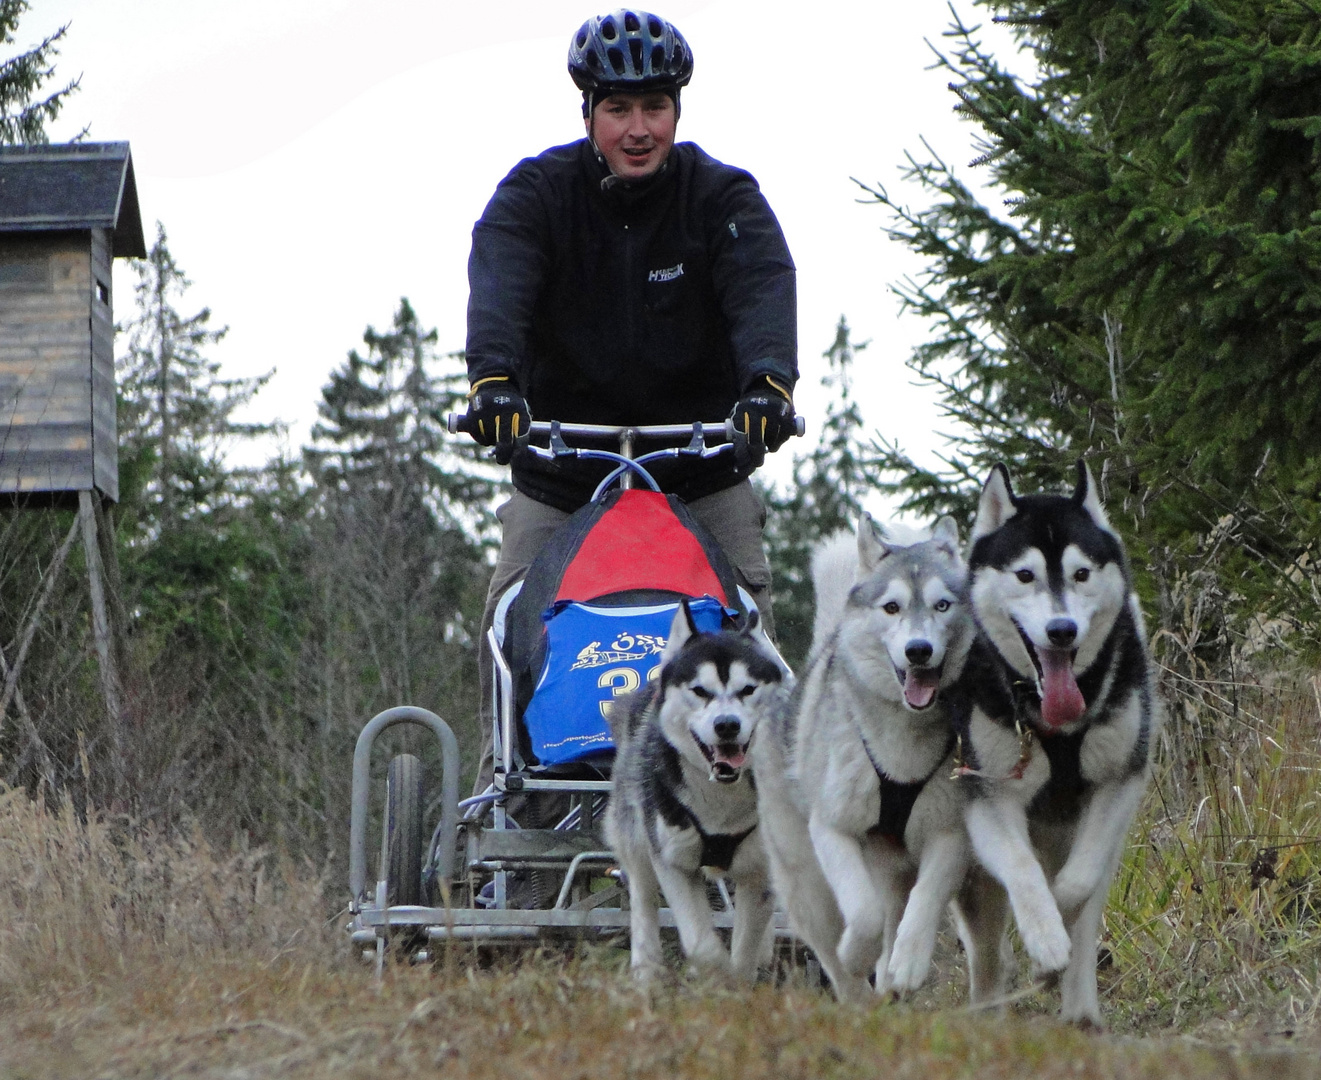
444,414 -> 806,442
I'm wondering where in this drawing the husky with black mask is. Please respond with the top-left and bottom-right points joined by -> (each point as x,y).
605,602 -> 785,984
951,462 -> 1159,1027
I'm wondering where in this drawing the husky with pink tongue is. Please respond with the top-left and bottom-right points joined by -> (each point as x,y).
751,514 -> 975,1003
953,461 -> 1158,1027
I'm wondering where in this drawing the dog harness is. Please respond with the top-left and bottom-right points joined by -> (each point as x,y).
693,820 -> 757,873
860,733 -> 957,847
657,798 -> 758,873
650,742 -> 759,872
1029,728 -> 1088,823
657,789 -> 759,873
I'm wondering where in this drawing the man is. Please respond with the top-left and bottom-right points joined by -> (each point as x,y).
463,9 -> 798,787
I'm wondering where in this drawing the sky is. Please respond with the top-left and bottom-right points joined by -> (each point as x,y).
30,0 -> 1024,494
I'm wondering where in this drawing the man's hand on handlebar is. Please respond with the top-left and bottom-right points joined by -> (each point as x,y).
729,375 -> 796,469
463,376 -> 532,464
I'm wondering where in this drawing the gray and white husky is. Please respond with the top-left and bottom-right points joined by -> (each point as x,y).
605,603 -> 785,983
952,462 -> 1158,1026
754,515 -> 975,1001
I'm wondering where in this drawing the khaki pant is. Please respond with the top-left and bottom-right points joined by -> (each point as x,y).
472,481 -> 774,794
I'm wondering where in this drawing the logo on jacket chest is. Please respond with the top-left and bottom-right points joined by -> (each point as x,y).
647,262 -> 684,283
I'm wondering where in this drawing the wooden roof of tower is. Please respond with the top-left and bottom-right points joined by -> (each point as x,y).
0,141 -> 145,257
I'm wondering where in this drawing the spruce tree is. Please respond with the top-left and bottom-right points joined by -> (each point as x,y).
307,297 -> 496,542
118,222 -> 275,531
865,1 -> 1321,645
762,318 -> 871,668
111,224 -> 298,824
0,0 -> 79,144
304,299 -> 498,784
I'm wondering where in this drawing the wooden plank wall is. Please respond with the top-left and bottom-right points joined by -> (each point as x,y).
90,228 -> 119,501
0,232 -> 97,495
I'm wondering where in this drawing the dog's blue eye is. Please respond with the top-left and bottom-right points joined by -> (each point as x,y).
691,686 -> 714,700
934,599 -> 951,612
1015,569 -> 1035,584
882,601 -> 901,615
1074,567 -> 1090,583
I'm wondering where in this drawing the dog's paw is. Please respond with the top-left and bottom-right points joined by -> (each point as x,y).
873,955 -> 894,996
1017,905 -> 1071,973
886,936 -> 933,993
687,941 -> 733,979
829,972 -> 874,1005
630,959 -> 666,985
1064,1013 -> 1106,1033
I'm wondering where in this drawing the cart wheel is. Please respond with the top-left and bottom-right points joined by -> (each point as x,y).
380,753 -> 426,906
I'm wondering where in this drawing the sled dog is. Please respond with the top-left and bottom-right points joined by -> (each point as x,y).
754,515 -> 974,1001
952,461 -> 1158,1025
605,602 -> 784,983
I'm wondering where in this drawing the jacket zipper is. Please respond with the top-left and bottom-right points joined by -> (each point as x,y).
623,222 -> 636,356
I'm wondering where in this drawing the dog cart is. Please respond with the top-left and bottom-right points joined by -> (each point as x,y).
345,417 -> 800,969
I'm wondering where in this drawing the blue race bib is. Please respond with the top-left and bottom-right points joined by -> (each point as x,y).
521,596 -> 728,766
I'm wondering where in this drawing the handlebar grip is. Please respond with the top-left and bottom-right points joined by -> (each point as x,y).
723,415 -> 808,440
446,412 -> 471,435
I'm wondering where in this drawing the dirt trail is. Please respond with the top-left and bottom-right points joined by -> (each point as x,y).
2,953 -> 1317,1080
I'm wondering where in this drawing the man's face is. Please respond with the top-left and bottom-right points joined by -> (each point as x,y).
587,91 -> 677,180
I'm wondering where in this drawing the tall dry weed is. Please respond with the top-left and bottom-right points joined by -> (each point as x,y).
0,782 -> 333,1008
1104,668 -> 1321,1032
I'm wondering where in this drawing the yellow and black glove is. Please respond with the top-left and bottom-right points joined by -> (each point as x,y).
462,376 -> 531,465
729,376 -> 795,469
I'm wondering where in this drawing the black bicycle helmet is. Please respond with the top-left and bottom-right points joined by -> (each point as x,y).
568,10 -> 693,95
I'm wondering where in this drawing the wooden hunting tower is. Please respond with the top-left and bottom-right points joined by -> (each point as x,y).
0,141 -> 145,505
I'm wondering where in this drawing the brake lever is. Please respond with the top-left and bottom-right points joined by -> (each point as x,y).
678,422 -> 707,456
548,420 -> 574,458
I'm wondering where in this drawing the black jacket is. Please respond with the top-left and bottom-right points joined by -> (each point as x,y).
466,139 -> 798,511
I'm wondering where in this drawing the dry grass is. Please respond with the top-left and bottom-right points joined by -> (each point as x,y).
0,671 -> 1319,1078
1102,670 -> 1321,1034
2,952 -> 1319,1080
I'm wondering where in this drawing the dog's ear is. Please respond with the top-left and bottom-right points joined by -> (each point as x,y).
969,463 -> 1017,545
931,514 -> 961,556
1072,459 -> 1114,533
739,607 -> 761,638
661,599 -> 700,664
857,512 -> 893,573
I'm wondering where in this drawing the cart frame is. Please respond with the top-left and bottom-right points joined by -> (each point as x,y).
345,418 -> 802,967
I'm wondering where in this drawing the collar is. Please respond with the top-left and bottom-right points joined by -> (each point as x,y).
580,139 -> 677,208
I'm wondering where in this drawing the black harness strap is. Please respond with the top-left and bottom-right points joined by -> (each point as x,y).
695,822 -> 757,873
860,732 -> 957,846
1028,728 -> 1089,824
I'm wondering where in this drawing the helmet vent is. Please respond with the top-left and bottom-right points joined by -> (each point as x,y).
577,31 -> 588,48
587,49 -> 602,72
624,11 -> 640,32
628,38 -> 643,74
651,45 -> 664,70
607,46 -> 626,74
602,18 -> 617,40
648,16 -> 662,36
